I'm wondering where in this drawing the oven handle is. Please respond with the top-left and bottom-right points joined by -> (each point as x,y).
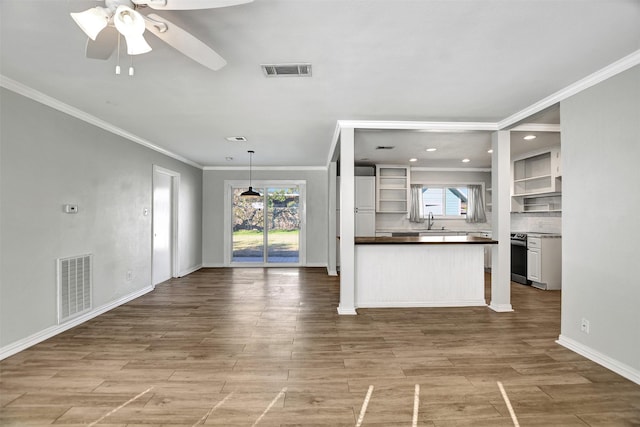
510,239 -> 527,247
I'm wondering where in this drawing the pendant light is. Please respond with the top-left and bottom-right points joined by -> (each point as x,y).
240,150 -> 261,197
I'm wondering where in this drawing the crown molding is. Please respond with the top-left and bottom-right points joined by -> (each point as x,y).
337,120 -> 498,131
410,167 -> 492,173
499,49 -> 640,129
0,75 -> 203,170
203,166 -> 327,171
510,123 -> 561,132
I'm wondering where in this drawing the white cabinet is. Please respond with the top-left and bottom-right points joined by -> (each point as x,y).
527,236 -> 561,290
376,165 -> 410,213
355,211 -> 376,237
512,147 -> 562,212
355,176 -> 376,211
527,242 -> 541,282
355,176 -> 376,237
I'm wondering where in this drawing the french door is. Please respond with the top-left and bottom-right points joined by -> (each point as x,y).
226,181 -> 305,266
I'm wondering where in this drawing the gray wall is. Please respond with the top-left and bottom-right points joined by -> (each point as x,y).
203,169 -> 328,266
560,65 -> 640,376
0,88 -> 203,349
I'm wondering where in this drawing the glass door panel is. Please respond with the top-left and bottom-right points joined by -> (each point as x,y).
266,187 -> 300,263
232,187 -> 265,263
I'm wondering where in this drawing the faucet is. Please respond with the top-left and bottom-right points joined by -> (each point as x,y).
427,211 -> 434,230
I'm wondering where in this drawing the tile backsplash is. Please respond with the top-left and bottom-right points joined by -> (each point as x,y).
375,211 -> 562,234
511,212 -> 562,234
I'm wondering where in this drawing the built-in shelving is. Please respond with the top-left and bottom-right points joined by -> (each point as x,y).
376,165 -> 410,213
511,147 -> 562,213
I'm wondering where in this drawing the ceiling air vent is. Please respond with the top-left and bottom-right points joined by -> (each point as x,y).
375,146 -> 395,150
225,136 -> 247,142
261,63 -> 312,77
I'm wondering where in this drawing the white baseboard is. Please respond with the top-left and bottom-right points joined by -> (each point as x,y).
305,262 -> 328,268
202,262 -> 329,268
177,264 -> 202,277
488,303 -> 514,312
557,334 -> 640,386
337,306 -> 357,315
202,263 -> 226,268
0,285 -> 154,361
357,300 -> 487,308
327,268 -> 338,276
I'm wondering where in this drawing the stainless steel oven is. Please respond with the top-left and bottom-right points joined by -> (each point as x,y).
511,233 -> 529,285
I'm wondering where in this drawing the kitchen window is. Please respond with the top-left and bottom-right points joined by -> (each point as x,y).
422,186 -> 468,218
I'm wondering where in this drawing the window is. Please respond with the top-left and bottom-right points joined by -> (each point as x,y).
225,180 -> 306,266
421,186 -> 469,218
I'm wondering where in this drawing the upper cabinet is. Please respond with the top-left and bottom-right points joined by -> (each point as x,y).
376,165 -> 410,213
355,176 -> 376,211
511,146 -> 562,212
512,147 -> 561,195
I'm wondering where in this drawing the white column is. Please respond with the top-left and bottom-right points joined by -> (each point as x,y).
327,161 -> 338,276
489,130 -> 513,312
338,127 -> 357,314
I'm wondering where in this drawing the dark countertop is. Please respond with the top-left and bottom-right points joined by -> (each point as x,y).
354,235 -> 498,245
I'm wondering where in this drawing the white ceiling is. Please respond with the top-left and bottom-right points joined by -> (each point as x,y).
1,0 -> 639,168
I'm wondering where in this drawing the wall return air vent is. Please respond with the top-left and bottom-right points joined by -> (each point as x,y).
261,63 -> 312,77
57,254 -> 92,324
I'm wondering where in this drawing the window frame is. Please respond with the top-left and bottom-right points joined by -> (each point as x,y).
414,182 -> 486,220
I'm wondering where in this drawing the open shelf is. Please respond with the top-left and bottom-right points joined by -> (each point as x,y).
376,165 -> 410,213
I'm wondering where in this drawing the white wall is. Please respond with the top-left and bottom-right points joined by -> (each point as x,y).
202,169 -> 328,266
559,65 -> 640,382
0,89 -> 203,353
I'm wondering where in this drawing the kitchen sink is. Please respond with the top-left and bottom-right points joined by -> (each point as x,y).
391,232 -> 420,237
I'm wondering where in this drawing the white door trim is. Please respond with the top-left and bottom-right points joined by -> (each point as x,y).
152,165 -> 180,287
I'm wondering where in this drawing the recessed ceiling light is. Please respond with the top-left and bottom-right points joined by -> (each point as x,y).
523,135 -> 536,140
426,148 -> 437,152
409,158 -> 418,162
462,158 -> 471,163
487,149 -> 493,153
225,136 -> 247,142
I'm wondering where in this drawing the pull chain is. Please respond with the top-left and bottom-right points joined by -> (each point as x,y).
115,34 -> 121,75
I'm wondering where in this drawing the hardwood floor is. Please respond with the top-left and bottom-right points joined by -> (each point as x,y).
1,268 -> 639,426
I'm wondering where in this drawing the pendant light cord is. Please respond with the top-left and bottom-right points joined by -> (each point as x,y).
248,150 -> 254,188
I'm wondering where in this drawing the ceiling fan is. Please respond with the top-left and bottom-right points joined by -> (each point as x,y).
70,0 -> 253,71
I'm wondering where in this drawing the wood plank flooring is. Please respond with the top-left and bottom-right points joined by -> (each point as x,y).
1,268 -> 639,426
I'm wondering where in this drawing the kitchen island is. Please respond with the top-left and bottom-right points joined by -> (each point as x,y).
354,235 -> 497,308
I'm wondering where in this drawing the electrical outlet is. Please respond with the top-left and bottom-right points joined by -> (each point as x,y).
581,318 -> 590,334
126,270 -> 133,282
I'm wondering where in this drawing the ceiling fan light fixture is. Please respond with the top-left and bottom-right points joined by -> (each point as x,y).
70,7 -> 110,40
114,6 -> 152,55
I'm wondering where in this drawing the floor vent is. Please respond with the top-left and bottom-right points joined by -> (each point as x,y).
261,63 -> 312,77
57,254 -> 92,324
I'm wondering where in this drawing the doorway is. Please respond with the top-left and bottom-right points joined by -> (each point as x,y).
152,166 -> 179,286
225,181 -> 306,266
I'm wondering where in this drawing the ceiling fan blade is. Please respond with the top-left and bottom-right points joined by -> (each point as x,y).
86,26 -> 118,59
134,0 -> 253,10
145,13 -> 227,71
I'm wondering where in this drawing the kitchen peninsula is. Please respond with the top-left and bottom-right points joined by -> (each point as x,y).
354,235 -> 497,308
